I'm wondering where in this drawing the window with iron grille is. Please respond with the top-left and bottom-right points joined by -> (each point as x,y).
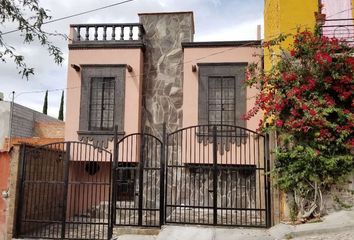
78,65 -> 126,148
208,76 -> 235,125
198,63 -> 246,127
89,77 -> 115,131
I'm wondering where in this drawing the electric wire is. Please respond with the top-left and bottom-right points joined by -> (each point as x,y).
0,0 -> 135,36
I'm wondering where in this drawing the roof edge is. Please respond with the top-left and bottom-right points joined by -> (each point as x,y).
182,40 -> 262,48
138,11 -> 195,34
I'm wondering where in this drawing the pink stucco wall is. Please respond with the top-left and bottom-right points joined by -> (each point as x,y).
66,162 -> 111,219
65,47 -> 144,152
0,152 -> 10,239
183,46 -> 263,132
182,46 -> 263,165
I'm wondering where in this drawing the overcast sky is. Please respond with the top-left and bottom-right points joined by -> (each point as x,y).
0,0 -> 263,119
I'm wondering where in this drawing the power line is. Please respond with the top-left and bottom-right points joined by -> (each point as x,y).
13,86 -> 81,99
8,40 -> 261,99
1,0 -> 135,36
326,7 -> 354,19
9,6 -> 353,98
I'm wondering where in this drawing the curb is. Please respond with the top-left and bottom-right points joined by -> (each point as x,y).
284,225 -> 354,238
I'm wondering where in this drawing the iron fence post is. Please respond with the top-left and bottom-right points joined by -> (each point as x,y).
265,133 -> 272,227
160,123 -> 166,226
164,127 -> 169,226
61,142 -> 70,239
212,125 -> 218,226
14,144 -> 26,237
138,134 -> 145,226
109,125 -> 118,239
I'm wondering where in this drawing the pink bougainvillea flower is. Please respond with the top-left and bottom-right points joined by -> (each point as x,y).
276,119 -> 283,128
315,52 -> 332,65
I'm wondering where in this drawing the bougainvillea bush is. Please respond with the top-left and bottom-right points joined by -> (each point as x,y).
245,31 -> 354,220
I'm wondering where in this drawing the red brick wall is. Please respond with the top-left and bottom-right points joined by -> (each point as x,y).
33,122 -> 64,138
4,137 -> 64,150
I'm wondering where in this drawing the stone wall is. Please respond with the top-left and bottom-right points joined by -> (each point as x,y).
324,180 -> 354,213
139,12 -> 194,137
165,165 -> 266,225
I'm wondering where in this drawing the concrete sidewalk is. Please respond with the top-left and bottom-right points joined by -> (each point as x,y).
156,225 -> 273,240
115,209 -> 354,240
269,209 -> 354,239
115,226 -> 272,240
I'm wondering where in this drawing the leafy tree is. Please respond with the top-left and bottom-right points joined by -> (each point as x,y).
42,90 -> 48,114
58,90 -> 64,120
245,31 -> 354,221
0,0 -> 64,78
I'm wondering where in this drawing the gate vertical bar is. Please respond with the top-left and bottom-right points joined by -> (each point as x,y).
160,123 -> 166,226
109,126 -> 118,239
265,133 -> 272,227
212,125 -> 218,226
61,142 -> 70,239
14,144 -> 26,237
138,134 -> 145,226
164,131 -> 169,225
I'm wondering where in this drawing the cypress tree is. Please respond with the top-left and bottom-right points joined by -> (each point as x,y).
58,91 -> 64,120
42,90 -> 48,115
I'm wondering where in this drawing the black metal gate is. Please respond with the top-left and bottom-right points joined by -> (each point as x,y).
15,124 -> 271,239
112,133 -> 164,227
16,142 -> 112,239
165,125 -> 271,227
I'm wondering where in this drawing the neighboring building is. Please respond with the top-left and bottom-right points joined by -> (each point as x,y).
0,99 -> 64,150
264,0 -> 354,220
264,0 -> 354,70
0,99 -> 65,239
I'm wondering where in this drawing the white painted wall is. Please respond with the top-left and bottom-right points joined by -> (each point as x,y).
0,101 -> 11,150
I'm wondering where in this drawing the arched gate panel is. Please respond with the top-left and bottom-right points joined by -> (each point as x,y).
113,133 -> 164,227
165,125 -> 271,227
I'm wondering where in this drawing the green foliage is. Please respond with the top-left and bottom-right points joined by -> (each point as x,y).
274,140 -> 354,196
0,0 -> 64,78
42,90 -> 48,115
58,91 -> 64,120
245,30 -> 354,218
289,200 -> 298,223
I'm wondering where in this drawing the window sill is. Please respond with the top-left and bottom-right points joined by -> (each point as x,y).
77,130 -> 125,136
196,131 -> 249,138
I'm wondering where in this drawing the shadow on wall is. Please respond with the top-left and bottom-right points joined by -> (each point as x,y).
0,151 -> 10,240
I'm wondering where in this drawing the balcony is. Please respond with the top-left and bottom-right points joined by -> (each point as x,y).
321,18 -> 354,45
69,23 -> 145,49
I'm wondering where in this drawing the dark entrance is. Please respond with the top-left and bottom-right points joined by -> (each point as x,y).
16,142 -> 112,240
112,133 -> 164,227
165,125 -> 271,227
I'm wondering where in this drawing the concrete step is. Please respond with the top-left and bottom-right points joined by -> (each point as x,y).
113,226 -> 160,239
